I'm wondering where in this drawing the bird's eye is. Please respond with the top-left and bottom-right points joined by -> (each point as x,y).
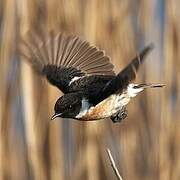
69,105 -> 72,109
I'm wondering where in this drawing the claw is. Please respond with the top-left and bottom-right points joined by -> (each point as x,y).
111,107 -> 128,123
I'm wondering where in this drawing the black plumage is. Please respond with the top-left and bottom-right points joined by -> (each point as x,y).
43,65 -> 85,93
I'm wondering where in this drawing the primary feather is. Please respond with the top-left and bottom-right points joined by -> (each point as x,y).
20,31 -> 115,94
20,32 -> 115,75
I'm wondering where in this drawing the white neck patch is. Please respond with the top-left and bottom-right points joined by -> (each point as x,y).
76,98 -> 91,118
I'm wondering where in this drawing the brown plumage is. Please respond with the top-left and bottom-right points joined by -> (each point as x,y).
20,31 -> 115,76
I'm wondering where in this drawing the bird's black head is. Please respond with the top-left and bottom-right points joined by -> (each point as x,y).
51,92 -> 83,120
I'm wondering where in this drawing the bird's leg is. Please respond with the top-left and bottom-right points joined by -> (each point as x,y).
111,107 -> 128,123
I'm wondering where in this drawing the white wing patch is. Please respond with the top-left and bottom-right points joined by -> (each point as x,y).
69,76 -> 83,85
76,98 -> 91,118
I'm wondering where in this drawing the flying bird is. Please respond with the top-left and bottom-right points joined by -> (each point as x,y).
20,32 -> 164,123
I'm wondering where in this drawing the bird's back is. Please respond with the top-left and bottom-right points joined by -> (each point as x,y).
68,75 -> 114,105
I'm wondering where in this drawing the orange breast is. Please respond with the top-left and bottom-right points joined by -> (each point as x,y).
80,100 -> 111,120
80,94 -> 129,121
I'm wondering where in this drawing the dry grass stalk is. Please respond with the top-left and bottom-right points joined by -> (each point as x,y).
0,0 -> 17,179
18,0 -> 49,179
107,148 -> 123,180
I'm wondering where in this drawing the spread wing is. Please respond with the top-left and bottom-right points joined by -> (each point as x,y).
97,44 -> 154,102
20,31 -> 115,93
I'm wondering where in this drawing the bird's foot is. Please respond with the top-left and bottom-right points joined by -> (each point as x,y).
111,108 -> 128,123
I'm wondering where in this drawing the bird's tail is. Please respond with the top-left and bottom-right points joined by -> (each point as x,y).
127,83 -> 165,97
133,83 -> 165,89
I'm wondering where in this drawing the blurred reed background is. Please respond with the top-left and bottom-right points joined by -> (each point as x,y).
0,0 -> 180,180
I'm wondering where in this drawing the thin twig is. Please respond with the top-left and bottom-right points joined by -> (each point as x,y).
106,148 -> 123,180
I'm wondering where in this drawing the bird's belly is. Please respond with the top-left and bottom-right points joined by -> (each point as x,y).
80,93 -> 130,120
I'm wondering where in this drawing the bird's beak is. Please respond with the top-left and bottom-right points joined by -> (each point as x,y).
51,113 -> 62,120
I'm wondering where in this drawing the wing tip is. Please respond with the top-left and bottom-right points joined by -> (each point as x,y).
147,42 -> 155,51
137,42 -> 155,63
144,42 -> 155,53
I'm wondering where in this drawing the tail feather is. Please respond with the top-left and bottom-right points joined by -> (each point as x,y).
127,83 -> 165,98
134,83 -> 165,89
